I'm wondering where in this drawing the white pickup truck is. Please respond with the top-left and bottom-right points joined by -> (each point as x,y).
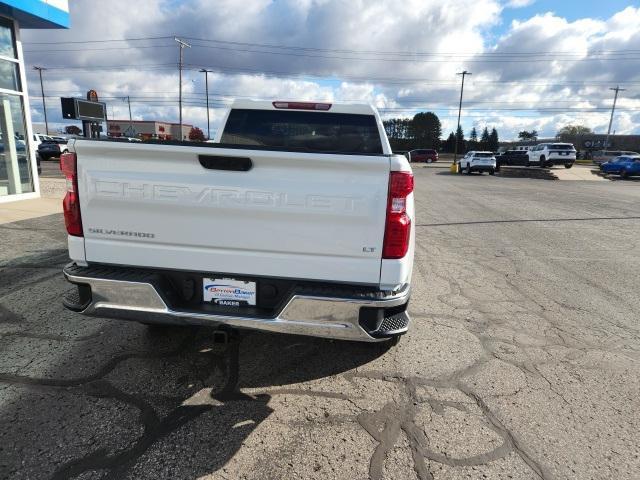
61,100 -> 415,342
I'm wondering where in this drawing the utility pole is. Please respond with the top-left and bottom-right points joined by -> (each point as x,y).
124,95 -> 133,134
33,66 -> 48,135
174,37 -> 191,140
199,69 -> 213,140
605,86 -> 625,152
452,70 -> 471,172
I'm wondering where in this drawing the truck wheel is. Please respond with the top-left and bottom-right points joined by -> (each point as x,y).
465,164 -> 472,175
539,156 -> 546,168
426,158 -> 433,163
564,163 -> 573,169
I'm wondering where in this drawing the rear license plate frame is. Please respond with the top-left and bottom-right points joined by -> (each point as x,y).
202,277 -> 257,307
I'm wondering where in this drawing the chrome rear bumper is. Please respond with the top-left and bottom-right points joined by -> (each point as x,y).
63,264 -> 410,342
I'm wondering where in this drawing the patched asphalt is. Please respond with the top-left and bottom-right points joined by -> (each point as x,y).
1,168 -> 639,479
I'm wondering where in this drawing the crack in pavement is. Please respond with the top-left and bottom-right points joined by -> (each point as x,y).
10,331 -> 244,480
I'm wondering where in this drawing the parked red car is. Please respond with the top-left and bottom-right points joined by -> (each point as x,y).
409,149 -> 438,163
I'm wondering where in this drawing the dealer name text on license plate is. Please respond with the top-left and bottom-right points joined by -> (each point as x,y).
203,278 -> 256,307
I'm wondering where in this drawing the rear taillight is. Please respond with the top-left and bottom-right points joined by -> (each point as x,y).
383,171 -> 413,259
60,152 -> 83,236
272,101 -> 331,111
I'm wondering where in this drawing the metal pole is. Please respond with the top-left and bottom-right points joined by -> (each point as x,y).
126,95 -> 132,132
605,86 -> 624,152
175,37 -> 191,141
200,68 -> 212,139
453,70 -> 471,169
179,47 -> 183,137
34,66 -> 48,135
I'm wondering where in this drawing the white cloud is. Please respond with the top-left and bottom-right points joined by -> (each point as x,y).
505,0 -> 536,8
20,1 -> 640,140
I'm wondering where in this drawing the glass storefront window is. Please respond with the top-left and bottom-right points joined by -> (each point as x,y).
0,17 -> 16,59
0,16 -> 34,198
0,95 -> 34,196
0,59 -> 20,91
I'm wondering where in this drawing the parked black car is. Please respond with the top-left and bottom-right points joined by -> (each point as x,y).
37,139 -> 68,160
495,150 -> 529,170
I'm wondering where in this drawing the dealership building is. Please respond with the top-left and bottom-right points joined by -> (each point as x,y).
0,0 -> 69,203
500,134 -> 640,153
107,120 -> 193,141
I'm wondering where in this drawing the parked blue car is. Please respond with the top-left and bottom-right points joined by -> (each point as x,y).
600,155 -> 640,178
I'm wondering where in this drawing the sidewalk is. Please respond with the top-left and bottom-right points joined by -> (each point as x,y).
0,178 -> 65,225
0,197 -> 62,224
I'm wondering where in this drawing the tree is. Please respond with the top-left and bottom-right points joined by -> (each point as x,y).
480,127 -> 490,150
468,127 -> 478,150
455,125 -> 465,154
443,131 -> 456,153
65,125 -> 82,135
383,113 -> 443,151
412,112 -> 441,149
488,128 -> 499,152
557,125 -> 591,136
469,127 -> 478,142
383,118 -> 413,140
518,130 -> 538,141
188,126 -> 205,142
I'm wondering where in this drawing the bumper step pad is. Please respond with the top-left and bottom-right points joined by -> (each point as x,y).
371,311 -> 410,337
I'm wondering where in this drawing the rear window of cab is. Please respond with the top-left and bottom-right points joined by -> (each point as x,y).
220,109 -> 383,154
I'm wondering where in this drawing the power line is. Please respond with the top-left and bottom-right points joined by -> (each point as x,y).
23,35 -> 173,45
162,41 -> 640,62
24,34 -> 640,57
28,92 -> 640,112
35,63 -> 176,71
23,44 -> 175,53
24,42 -> 640,61
26,60 -> 640,91
22,36 -> 640,63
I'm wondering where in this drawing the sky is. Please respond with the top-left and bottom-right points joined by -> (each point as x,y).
20,0 -> 640,141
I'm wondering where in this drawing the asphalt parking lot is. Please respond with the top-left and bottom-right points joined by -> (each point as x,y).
1,167 -> 639,480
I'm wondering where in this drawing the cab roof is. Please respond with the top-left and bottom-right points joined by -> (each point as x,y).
229,99 -> 378,115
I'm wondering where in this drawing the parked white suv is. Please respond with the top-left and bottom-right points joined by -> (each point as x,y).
528,143 -> 576,168
32,133 -> 54,148
457,151 -> 497,175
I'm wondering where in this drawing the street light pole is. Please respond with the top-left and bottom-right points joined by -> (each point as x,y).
174,37 -> 191,141
33,66 -> 48,135
199,69 -> 213,140
124,95 -> 133,135
452,70 -> 471,172
605,86 -> 625,152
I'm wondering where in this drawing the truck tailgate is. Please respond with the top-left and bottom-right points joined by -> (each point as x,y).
75,141 -> 389,284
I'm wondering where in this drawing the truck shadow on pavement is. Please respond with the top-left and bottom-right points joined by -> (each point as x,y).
0,239 -> 389,480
